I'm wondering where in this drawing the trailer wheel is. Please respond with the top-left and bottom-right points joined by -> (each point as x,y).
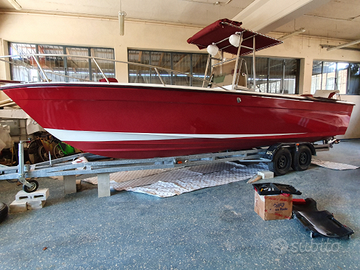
268,147 -> 292,176
23,180 -> 39,193
292,145 -> 312,171
0,202 -> 8,223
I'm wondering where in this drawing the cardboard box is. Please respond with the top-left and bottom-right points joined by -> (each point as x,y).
254,191 -> 292,220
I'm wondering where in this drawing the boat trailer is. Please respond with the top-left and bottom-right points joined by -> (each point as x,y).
0,140 -> 335,197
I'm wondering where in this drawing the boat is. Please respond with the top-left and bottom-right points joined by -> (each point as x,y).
0,19 -> 355,160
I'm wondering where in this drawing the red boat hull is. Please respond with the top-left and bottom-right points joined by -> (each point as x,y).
2,83 -> 354,159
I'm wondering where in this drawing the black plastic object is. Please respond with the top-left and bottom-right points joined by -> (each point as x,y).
252,183 -> 302,196
293,198 -> 354,239
0,202 -> 8,223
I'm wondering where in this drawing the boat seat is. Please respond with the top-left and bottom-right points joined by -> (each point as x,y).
314,89 -> 339,99
99,78 -> 118,83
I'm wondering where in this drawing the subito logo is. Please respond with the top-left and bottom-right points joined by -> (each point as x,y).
272,238 -> 288,255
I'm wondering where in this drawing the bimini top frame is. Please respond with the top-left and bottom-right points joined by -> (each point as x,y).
187,18 -> 282,55
187,18 -> 283,90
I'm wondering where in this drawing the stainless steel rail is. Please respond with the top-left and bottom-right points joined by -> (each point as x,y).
0,53 -> 228,90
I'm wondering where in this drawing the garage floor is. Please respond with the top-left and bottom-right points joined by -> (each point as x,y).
0,140 -> 359,269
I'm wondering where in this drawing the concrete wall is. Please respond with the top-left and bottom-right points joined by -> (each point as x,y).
0,12 -> 359,138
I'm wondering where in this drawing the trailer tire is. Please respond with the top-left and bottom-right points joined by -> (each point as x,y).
268,147 -> 292,176
0,202 -> 8,223
292,145 -> 312,171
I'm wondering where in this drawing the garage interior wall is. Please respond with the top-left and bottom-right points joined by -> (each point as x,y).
0,12 -> 359,138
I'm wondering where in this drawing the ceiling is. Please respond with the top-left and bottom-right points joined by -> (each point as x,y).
0,0 -> 360,41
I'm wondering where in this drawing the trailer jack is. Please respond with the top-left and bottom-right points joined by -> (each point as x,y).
18,141 -> 39,193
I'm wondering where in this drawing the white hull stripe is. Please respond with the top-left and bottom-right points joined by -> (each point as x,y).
45,128 -> 306,142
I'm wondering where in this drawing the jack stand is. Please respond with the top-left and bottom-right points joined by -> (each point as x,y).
18,140 -> 39,193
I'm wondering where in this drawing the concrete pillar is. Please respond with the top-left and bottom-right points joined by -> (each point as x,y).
299,57 -> 313,95
98,173 -> 111,198
64,175 -> 77,195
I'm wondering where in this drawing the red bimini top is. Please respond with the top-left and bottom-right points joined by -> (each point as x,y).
187,18 -> 282,56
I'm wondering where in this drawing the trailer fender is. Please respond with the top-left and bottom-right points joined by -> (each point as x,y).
264,143 -> 316,161
300,143 -> 316,156
263,143 -> 287,161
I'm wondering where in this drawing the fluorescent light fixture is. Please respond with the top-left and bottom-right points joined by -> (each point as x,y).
7,0 -> 22,10
118,11 -> 126,36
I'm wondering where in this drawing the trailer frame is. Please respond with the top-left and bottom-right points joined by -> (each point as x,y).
0,140 -> 335,197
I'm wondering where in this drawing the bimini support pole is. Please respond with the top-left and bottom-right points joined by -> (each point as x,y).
231,34 -> 243,90
202,54 -> 211,88
252,35 -> 256,90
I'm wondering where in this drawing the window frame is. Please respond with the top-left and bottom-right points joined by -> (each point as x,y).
311,60 -> 360,95
244,56 -> 300,94
127,49 -> 209,87
8,42 -> 115,82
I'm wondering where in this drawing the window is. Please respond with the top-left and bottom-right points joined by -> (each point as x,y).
128,49 -> 299,92
348,63 -> 360,95
128,49 -> 208,87
243,57 -> 299,94
311,60 -> 360,95
8,43 -> 115,82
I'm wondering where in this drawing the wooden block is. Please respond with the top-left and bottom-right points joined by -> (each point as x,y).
258,171 -> 274,179
27,200 -> 46,210
9,200 -> 28,213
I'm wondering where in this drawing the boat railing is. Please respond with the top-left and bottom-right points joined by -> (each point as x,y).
0,53 -> 230,91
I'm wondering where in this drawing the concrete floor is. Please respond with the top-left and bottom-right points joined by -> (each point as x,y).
0,139 -> 359,269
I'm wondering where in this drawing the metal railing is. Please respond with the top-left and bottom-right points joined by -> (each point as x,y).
0,53 -> 229,90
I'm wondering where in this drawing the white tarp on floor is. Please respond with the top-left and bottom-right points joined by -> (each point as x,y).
83,162 -> 269,197
311,158 -> 359,170
82,158 -> 358,198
